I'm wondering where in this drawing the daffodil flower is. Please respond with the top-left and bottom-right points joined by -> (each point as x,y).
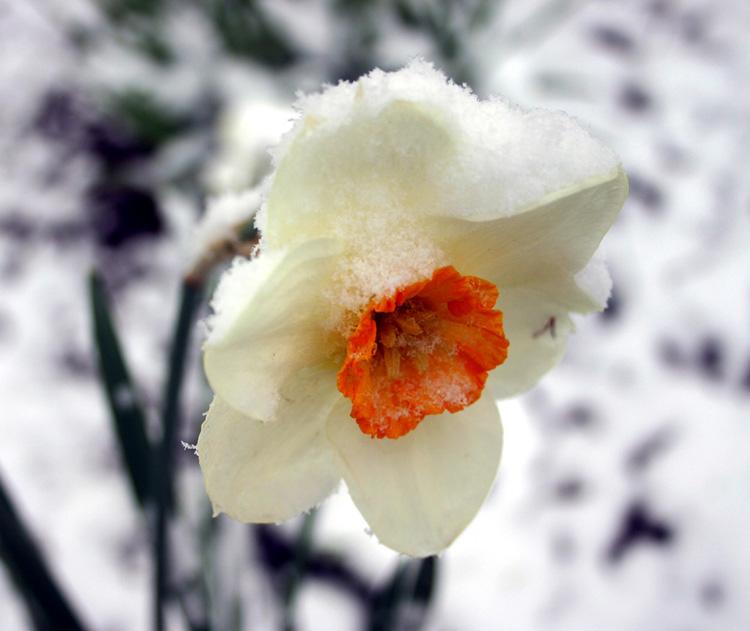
197,61 -> 628,557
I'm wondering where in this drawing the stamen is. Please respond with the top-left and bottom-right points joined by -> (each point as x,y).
392,313 -> 422,336
384,346 -> 401,378
379,320 -> 398,347
412,350 -> 429,374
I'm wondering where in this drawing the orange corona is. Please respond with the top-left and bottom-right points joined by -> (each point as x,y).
337,266 -> 509,439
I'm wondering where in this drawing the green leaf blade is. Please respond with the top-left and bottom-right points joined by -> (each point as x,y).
0,471 -> 90,631
89,272 -> 152,508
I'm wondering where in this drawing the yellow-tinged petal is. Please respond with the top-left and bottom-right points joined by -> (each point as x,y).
204,238 -> 342,420
486,287 -> 576,399
262,99 -> 454,250
326,394 -> 503,557
434,168 -> 628,299
433,169 -> 628,398
198,390 -> 340,523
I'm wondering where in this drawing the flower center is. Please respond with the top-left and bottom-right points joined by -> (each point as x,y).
336,266 -> 509,439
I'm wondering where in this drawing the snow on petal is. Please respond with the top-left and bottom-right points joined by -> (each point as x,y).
255,60 -> 622,324
260,96 -> 451,317
198,395 -> 340,523
267,61 -> 619,229
326,394 -> 503,558
204,238 -> 342,420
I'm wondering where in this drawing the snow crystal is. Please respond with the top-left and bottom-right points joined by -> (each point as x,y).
181,441 -> 198,455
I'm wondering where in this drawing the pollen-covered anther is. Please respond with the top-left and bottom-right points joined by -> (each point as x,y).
337,266 -> 510,439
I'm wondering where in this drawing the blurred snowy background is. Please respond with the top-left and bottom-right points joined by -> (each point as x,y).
1,0 -> 749,630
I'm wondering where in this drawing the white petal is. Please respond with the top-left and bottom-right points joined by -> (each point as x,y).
326,395 -> 503,557
198,394 -> 341,523
204,238 -> 342,420
434,168 -> 628,307
488,287 -> 576,399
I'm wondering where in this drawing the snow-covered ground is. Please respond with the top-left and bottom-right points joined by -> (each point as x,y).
1,0 -> 749,630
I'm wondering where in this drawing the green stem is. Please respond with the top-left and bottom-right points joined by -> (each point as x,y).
153,280 -> 204,631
